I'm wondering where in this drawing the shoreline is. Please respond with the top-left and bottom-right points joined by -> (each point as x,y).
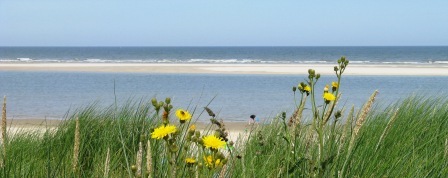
6,119 -> 252,141
1,63 -> 448,75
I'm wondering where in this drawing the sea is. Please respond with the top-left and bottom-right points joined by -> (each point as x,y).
0,46 -> 447,122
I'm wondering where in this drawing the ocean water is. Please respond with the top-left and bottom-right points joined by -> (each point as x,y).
1,46 -> 447,121
1,46 -> 448,64
0,71 -> 447,122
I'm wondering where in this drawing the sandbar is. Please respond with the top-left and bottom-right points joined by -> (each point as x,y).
1,63 -> 448,76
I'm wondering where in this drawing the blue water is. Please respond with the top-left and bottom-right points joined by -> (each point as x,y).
1,46 -> 448,64
1,46 -> 447,121
0,71 -> 446,121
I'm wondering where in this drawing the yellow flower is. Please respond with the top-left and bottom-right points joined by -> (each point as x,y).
151,124 -> 177,139
189,124 -> 196,131
204,155 -> 213,167
215,159 -> 221,167
203,155 -> 222,168
176,109 -> 192,122
304,85 -> 311,92
332,82 -> 338,88
323,93 -> 336,101
202,135 -> 226,150
185,157 -> 196,164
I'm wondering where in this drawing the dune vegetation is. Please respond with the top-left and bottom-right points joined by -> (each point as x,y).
1,57 -> 447,177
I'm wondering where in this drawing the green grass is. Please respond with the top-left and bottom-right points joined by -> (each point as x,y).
1,95 -> 448,177
231,95 -> 448,177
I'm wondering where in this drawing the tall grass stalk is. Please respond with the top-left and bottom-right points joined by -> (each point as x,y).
0,96 -> 6,168
146,140 -> 152,178
341,90 -> 378,177
72,117 -> 80,173
375,108 -> 399,152
135,141 -> 143,177
104,147 -> 110,178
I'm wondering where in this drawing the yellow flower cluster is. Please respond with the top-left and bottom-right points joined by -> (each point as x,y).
203,155 -> 222,168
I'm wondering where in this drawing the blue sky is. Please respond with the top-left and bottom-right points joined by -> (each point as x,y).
1,0 -> 447,46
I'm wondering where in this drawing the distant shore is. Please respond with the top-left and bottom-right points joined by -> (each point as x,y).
1,63 -> 448,75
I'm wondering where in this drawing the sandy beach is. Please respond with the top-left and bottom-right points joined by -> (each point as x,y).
7,119 -> 252,141
1,63 -> 448,75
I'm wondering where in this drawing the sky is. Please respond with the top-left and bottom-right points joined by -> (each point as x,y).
0,0 -> 447,46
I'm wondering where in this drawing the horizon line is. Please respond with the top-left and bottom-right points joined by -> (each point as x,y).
1,45 -> 448,48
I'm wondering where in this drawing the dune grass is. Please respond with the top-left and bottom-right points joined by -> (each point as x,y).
1,58 -> 447,177
1,96 -> 447,177
233,96 -> 448,177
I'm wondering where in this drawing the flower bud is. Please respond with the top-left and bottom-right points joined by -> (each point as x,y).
214,131 -> 221,138
334,66 -> 339,71
341,56 -> 346,62
163,104 -> 169,112
332,82 -> 338,92
189,124 -> 196,132
170,145 -> 179,153
158,101 -> 164,108
281,112 -> 286,120
298,85 -> 303,92
300,82 -> 306,87
308,69 -> 316,79
165,97 -> 171,104
316,73 -> 321,79
335,110 -> 342,119
292,86 -> 297,92
221,159 -> 228,165
151,98 -> 158,107
324,85 -> 329,93
131,165 -> 137,172
308,69 -> 313,75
